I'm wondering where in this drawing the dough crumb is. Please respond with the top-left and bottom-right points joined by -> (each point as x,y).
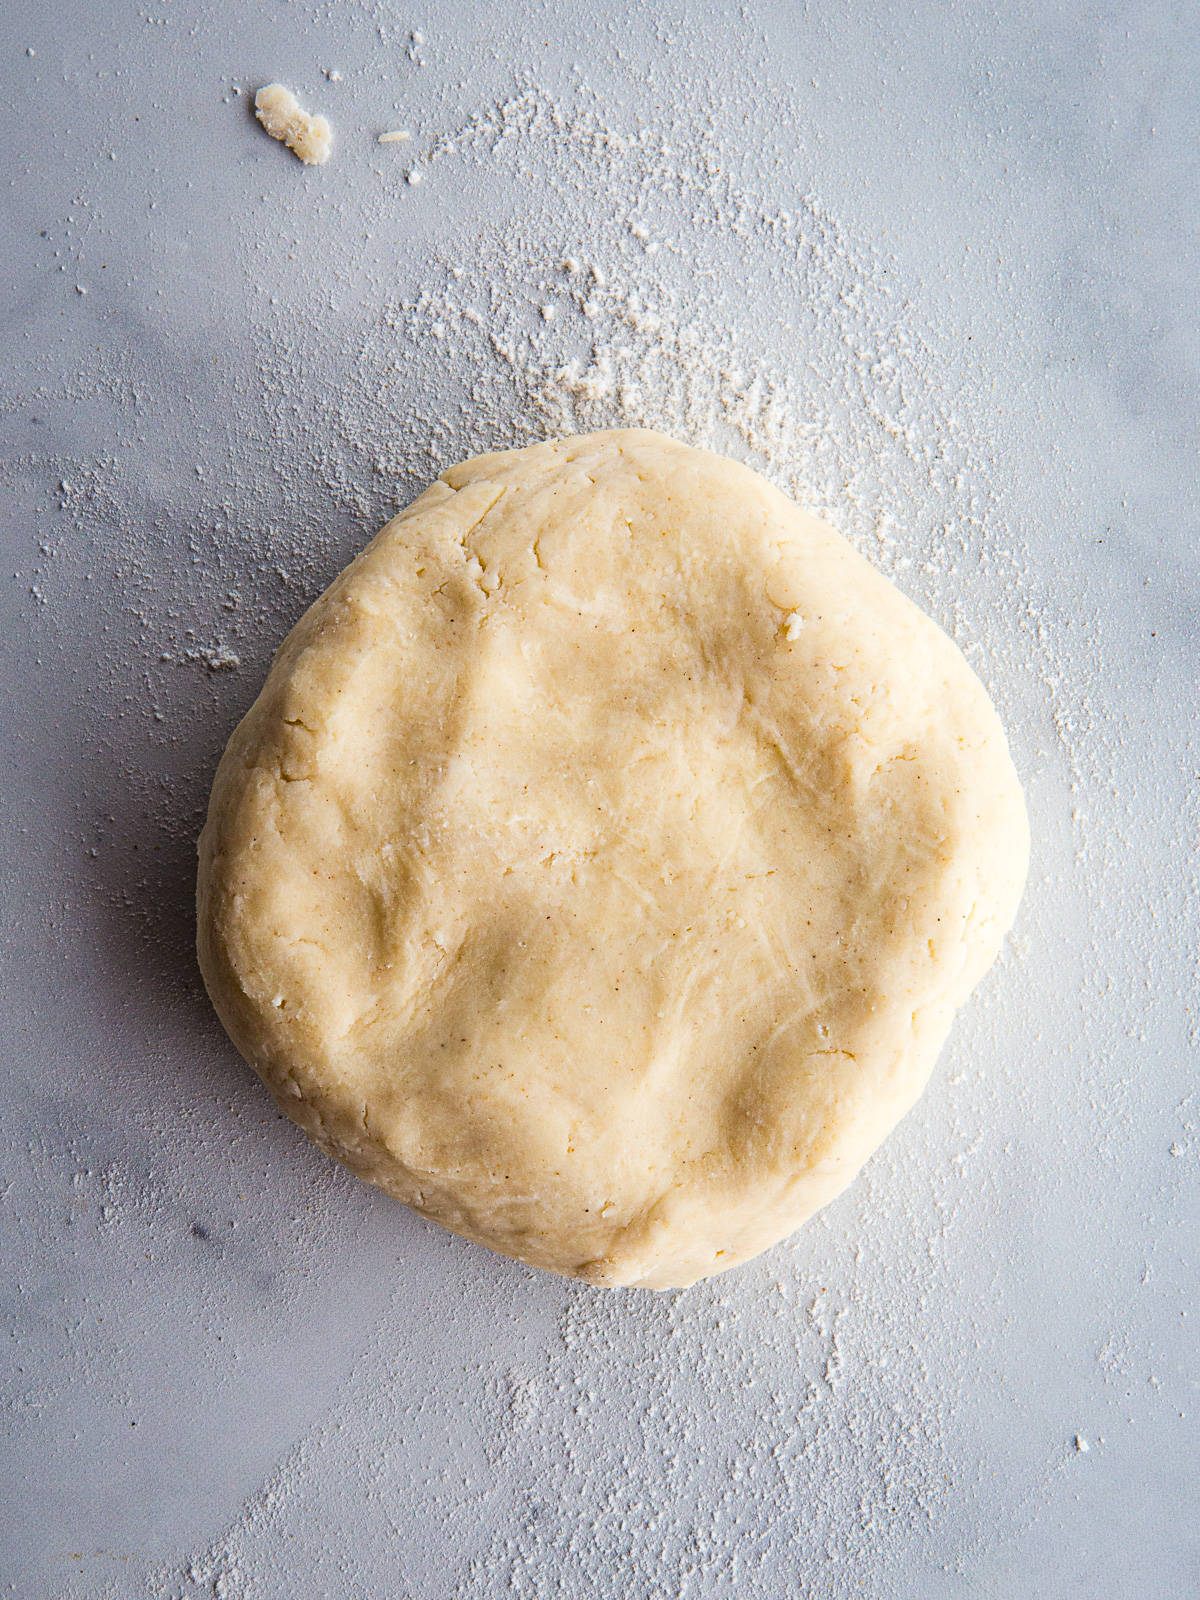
378,129 -> 412,144
254,83 -> 333,166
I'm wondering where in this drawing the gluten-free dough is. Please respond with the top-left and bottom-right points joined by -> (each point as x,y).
197,429 -> 1029,1288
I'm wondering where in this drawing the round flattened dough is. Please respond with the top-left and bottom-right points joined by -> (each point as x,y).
197,429 -> 1028,1289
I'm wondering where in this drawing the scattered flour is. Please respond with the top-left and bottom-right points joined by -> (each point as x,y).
12,27 -> 1193,1600
95,77 -> 1069,1600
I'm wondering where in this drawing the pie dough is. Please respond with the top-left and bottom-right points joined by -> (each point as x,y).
254,84 -> 333,166
196,430 -> 1028,1288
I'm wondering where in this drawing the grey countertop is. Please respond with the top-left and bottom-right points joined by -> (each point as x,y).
2,2 -> 1197,1596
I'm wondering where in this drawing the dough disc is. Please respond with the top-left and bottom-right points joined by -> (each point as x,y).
197,429 -> 1028,1288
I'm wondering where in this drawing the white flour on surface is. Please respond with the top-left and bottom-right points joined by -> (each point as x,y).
100,79 -> 1066,1600
10,17 -> 1194,1600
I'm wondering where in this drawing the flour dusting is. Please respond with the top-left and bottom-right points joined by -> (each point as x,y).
14,19 -> 1187,1600
89,76 -> 1065,1600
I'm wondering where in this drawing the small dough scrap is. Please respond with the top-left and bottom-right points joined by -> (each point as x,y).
197,430 -> 1029,1289
254,83 -> 332,166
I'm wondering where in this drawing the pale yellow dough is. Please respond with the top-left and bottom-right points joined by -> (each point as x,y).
253,84 -> 332,166
197,430 -> 1028,1288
